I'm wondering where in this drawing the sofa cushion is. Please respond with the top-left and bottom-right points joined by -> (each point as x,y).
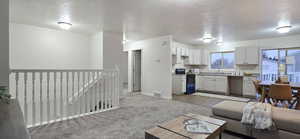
212,101 -> 246,121
272,107 -> 300,134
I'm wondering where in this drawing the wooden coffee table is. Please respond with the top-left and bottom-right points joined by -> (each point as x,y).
145,113 -> 227,139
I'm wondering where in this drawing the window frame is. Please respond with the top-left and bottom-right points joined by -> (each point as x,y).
210,51 -> 235,69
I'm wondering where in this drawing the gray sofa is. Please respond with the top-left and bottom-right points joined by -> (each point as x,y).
212,101 -> 300,139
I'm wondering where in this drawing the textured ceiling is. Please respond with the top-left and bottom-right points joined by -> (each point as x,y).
10,0 -> 300,45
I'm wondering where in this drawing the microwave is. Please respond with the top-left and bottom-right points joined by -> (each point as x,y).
175,69 -> 186,74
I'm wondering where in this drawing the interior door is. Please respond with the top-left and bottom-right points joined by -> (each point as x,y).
133,51 -> 141,92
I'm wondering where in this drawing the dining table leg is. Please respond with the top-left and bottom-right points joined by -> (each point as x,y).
295,90 -> 300,110
260,86 -> 265,103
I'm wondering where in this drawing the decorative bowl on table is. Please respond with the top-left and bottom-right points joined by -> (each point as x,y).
183,119 -> 213,134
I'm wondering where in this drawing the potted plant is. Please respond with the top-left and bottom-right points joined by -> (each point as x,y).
0,86 -> 11,104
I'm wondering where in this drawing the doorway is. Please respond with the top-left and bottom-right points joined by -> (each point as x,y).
132,50 -> 141,92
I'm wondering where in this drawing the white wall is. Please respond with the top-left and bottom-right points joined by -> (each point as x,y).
103,31 -> 128,84
10,23 -> 103,69
125,36 -> 172,99
90,32 -> 103,69
0,0 -> 9,86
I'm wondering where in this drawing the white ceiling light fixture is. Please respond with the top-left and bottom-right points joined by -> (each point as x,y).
276,25 -> 292,34
200,34 -> 215,43
216,41 -> 223,46
57,22 -> 72,30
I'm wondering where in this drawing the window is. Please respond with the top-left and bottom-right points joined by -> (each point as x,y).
261,48 -> 300,82
211,52 -> 235,69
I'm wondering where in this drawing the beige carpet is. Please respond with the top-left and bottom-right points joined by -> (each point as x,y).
29,94 -> 246,139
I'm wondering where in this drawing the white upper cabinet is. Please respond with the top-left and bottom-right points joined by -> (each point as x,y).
171,47 -> 177,55
185,49 -> 208,65
235,47 -> 259,65
200,49 -> 209,65
246,47 -> 259,64
235,47 -> 245,65
181,47 -> 189,57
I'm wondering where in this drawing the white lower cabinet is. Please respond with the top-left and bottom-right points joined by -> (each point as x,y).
197,76 -> 227,94
243,77 -> 256,97
172,75 -> 186,94
215,77 -> 228,93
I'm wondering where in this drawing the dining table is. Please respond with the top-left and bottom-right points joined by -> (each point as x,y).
259,81 -> 300,90
258,81 -> 300,109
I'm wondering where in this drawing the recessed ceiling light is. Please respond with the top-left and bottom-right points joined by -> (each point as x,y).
200,34 -> 215,43
57,22 -> 72,30
276,25 -> 292,34
216,41 -> 223,46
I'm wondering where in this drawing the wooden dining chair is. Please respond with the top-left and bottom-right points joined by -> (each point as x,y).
252,80 -> 267,102
268,84 -> 295,108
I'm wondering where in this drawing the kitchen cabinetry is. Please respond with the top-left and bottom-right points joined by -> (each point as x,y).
172,47 -> 184,64
200,49 -> 209,65
235,47 -> 259,65
243,76 -> 256,97
215,76 -> 228,92
172,75 -> 186,94
186,49 -> 208,65
171,47 -> 177,55
187,49 -> 200,65
181,48 -> 189,57
197,76 -> 228,94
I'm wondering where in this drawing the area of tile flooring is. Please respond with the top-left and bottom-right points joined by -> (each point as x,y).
30,94 -> 248,139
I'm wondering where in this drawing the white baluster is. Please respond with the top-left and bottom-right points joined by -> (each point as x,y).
96,71 -> 99,111
15,72 -> 19,99
110,72 -> 113,108
82,72 -> 86,114
66,72 -> 69,118
72,71 -> 75,117
46,72 -> 50,123
32,72 -> 36,126
87,72 -> 90,113
113,72 -> 116,107
77,72 -> 81,115
100,72 -> 104,110
117,70 -> 120,106
108,72 -> 111,108
92,72 -> 95,112
54,72 -> 57,121
104,73 -> 107,110
113,71 -> 116,108
39,72 -> 43,125
24,72 -> 28,125
60,72 -> 63,120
